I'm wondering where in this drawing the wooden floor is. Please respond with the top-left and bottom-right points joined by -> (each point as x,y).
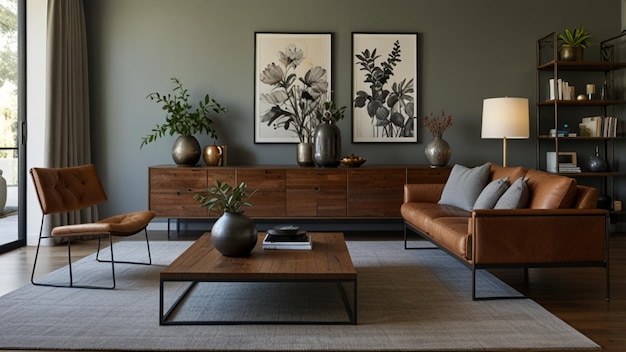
0,231 -> 624,352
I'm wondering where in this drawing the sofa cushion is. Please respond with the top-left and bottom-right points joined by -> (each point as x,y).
488,163 -> 528,183
401,202 -> 470,231
525,169 -> 577,209
438,163 -> 490,211
474,177 -> 509,209
494,177 -> 529,209
427,217 -> 471,260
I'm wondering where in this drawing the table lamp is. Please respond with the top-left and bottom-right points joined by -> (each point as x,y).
481,97 -> 530,167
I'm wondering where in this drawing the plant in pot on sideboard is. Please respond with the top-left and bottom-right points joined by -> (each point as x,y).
313,100 -> 347,167
421,110 -> 452,167
558,25 -> 593,62
140,77 -> 227,166
194,180 -> 258,257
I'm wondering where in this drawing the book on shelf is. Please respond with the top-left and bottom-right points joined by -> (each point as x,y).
262,233 -> 312,250
579,116 -> 618,137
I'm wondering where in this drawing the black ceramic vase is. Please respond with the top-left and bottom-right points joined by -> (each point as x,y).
210,211 -> 258,257
313,123 -> 341,167
588,146 -> 608,172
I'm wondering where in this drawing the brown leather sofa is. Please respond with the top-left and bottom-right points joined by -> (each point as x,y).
401,163 -> 610,300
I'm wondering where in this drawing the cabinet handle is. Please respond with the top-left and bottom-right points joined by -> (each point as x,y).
314,187 -> 320,191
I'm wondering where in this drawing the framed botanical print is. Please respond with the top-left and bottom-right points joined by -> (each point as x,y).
352,33 -> 418,143
254,32 -> 332,143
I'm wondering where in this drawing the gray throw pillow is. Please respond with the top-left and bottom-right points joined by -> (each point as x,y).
438,163 -> 490,211
494,177 -> 530,209
474,177 -> 510,209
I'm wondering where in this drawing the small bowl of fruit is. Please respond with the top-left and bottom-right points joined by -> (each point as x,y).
340,154 -> 366,168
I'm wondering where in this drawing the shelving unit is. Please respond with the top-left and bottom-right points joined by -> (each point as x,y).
536,32 -> 626,212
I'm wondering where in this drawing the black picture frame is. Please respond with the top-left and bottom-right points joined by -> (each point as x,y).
352,33 -> 419,143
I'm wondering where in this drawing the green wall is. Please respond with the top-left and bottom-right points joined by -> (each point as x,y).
83,0 -> 622,217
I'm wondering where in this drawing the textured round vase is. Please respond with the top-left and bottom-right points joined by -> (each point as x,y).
424,136 -> 451,167
588,155 -> 608,172
210,211 -> 258,257
172,135 -> 201,166
297,142 -> 314,167
313,123 -> 341,168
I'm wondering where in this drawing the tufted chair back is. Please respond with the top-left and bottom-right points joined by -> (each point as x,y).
30,164 -> 108,215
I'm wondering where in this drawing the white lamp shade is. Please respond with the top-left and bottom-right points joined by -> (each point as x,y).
481,97 -> 530,139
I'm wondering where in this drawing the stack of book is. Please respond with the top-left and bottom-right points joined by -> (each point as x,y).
262,225 -> 312,250
579,116 -> 619,137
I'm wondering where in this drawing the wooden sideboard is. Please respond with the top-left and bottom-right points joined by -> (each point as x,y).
148,165 -> 451,220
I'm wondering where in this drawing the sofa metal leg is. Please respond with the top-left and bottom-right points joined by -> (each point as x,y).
403,223 -> 438,250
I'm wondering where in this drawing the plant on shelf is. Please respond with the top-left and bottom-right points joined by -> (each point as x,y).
421,110 -> 453,167
420,109 -> 452,138
559,25 -> 593,48
315,100 -> 346,124
558,25 -> 592,61
140,77 -> 227,166
194,180 -> 259,257
141,77 -> 227,147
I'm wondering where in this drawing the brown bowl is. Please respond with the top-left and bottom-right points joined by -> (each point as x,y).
340,159 -> 366,168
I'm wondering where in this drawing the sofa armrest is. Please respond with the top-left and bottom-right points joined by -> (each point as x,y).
404,184 -> 445,203
470,208 -> 608,265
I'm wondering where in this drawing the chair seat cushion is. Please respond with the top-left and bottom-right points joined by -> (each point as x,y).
51,210 -> 155,237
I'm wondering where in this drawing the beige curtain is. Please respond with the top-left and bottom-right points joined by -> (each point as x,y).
44,0 -> 96,241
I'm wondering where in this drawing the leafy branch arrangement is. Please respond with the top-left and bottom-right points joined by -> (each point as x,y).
354,40 -> 415,138
316,100 -> 346,124
140,77 -> 227,148
194,180 -> 257,214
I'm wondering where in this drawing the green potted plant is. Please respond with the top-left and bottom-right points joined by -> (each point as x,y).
141,77 -> 227,166
194,180 -> 258,257
558,25 -> 592,62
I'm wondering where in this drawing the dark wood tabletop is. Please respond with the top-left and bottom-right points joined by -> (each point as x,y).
160,232 -> 356,282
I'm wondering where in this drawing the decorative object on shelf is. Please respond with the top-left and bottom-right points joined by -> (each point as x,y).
558,25 -> 592,62
171,135 -> 202,166
340,154 -> 366,168
588,145 -> 608,172
194,180 -> 258,257
601,78 -> 609,100
597,194 -> 612,210
481,97 -> 529,167
203,144 -> 225,166
352,33 -> 418,143
255,33 -> 332,144
297,142 -> 314,167
141,77 -> 227,166
576,94 -> 588,101
586,84 -> 596,100
313,101 -> 346,167
421,110 -> 452,167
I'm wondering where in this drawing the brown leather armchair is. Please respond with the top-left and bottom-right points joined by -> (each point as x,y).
30,164 -> 155,289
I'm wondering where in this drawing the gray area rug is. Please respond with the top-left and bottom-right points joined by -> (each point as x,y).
0,240 -> 600,351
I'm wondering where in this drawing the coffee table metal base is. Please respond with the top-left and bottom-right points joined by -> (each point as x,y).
159,278 -> 357,325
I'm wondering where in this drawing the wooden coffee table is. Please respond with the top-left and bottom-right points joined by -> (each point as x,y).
159,232 -> 357,325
